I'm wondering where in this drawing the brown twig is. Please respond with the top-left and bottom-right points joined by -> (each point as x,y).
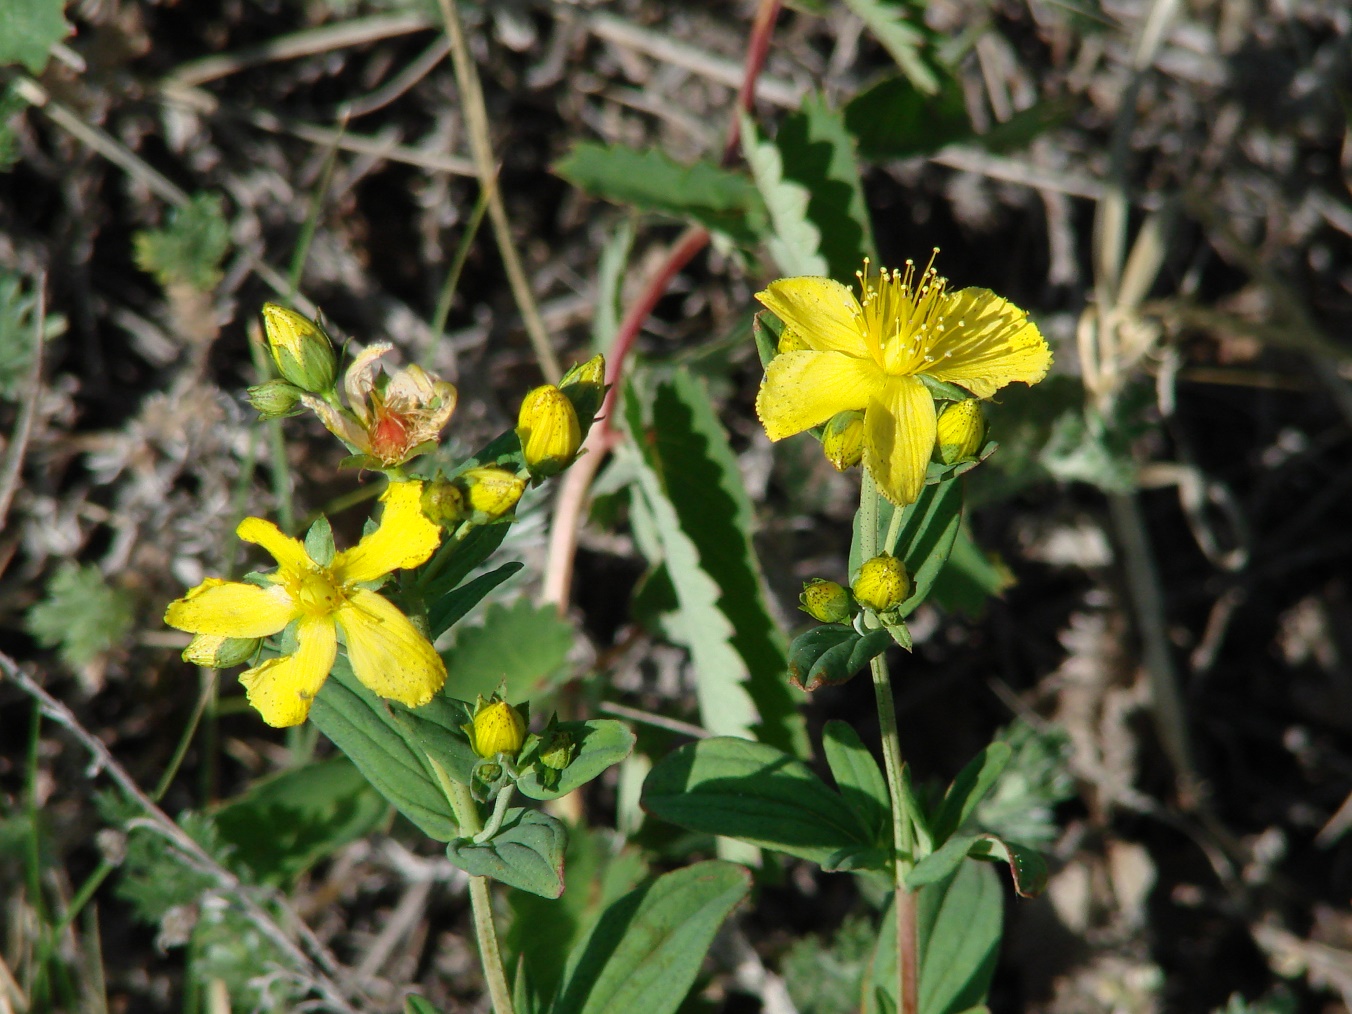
539,0 -> 784,612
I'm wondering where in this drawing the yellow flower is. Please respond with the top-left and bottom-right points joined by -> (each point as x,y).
305,343 -> 457,467
755,258 -> 1051,505
164,482 -> 445,728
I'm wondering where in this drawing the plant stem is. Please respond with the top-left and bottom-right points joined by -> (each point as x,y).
860,472 -> 920,1014
447,780 -> 515,1014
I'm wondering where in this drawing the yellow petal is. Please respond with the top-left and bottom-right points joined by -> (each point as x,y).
237,517 -> 313,574
337,588 -> 446,708
921,288 -> 1052,399
756,277 -> 870,357
332,481 -> 442,584
164,578 -> 296,638
756,349 -> 886,441
238,616 -> 338,727
863,376 -> 937,507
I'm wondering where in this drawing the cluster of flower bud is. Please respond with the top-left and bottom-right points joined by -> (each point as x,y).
800,552 -> 912,625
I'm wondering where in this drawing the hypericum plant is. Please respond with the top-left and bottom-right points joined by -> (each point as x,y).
641,256 -> 1054,1014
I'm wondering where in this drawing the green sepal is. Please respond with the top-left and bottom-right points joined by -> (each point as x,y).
516,719 -> 636,801
753,309 -> 783,368
445,808 -> 567,898
303,516 -> 335,567
917,374 -> 974,402
922,439 -> 998,486
786,623 -> 893,691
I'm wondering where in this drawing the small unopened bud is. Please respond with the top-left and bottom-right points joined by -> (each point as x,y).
246,379 -> 305,419
183,633 -> 261,668
800,579 -> 852,623
517,384 -> 582,476
559,353 -> 607,422
936,400 -> 985,465
261,303 -> 337,394
466,699 -> 527,759
421,480 -> 468,528
822,410 -> 866,471
852,554 -> 910,615
538,727 -> 576,771
459,466 -> 526,522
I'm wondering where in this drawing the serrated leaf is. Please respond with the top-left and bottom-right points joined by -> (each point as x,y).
553,861 -> 751,1014
133,193 -> 231,292
446,808 -> 567,898
641,737 -> 872,865
27,562 -> 135,670
516,719 -> 636,800
774,94 -> 876,279
845,76 -> 971,160
930,742 -> 1012,847
822,720 -> 891,842
0,271 -> 43,399
786,624 -> 893,691
0,0 -> 69,73
742,112 -> 828,277
440,596 -> 575,703
842,0 -> 942,95
309,659 -> 460,842
625,374 -> 806,754
212,756 -> 387,887
555,142 -> 766,245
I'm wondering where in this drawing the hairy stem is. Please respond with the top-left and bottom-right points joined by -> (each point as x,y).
447,780 -> 515,1014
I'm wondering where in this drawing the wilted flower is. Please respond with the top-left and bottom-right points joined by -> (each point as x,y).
306,343 -> 457,467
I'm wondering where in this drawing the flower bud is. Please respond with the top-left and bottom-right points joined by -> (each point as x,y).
559,353 -> 607,423
517,384 -> 582,476
421,480 -> 468,528
459,466 -> 526,522
822,410 -> 866,471
182,633 -> 261,668
799,579 -> 852,623
467,699 -> 526,759
246,378 -> 306,419
537,727 -> 576,771
936,400 -> 985,465
261,304 -> 337,395
852,554 -> 910,615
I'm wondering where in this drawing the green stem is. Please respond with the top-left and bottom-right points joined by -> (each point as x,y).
446,780 -> 515,1014
474,784 -> 515,844
860,472 -> 920,1014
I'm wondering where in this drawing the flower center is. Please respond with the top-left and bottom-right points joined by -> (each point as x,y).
293,567 -> 346,617
369,409 -> 412,463
855,253 -> 949,376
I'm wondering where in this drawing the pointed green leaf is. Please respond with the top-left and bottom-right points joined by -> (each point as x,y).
555,142 -> 766,245
930,523 -> 1015,618
426,561 -> 522,640
852,478 -> 963,617
822,720 -> 890,841
554,861 -> 751,1014
787,624 -> 893,691
446,808 -> 567,898
967,835 -> 1048,898
516,719 -> 636,801
906,834 -> 979,890
642,737 -> 872,864
930,742 -> 1013,847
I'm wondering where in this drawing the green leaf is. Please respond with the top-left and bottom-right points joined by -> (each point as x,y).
967,835 -> 1048,898
852,478 -> 964,617
906,834 -> 979,890
786,624 -> 893,691
841,0 -> 942,95
625,373 -> 807,754
930,523 -> 1014,618
773,94 -> 876,280
133,193 -> 231,292
516,719 -> 636,800
741,112 -> 829,277
930,742 -> 1012,847
0,0 -> 68,73
822,720 -> 890,842
555,142 -> 766,245
553,861 -> 751,1014
212,756 -> 387,886
389,693 -> 479,788
404,998 -> 443,1014
641,737 -> 872,864
440,596 -> 575,703
507,827 -> 649,1005
26,562 -> 135,670
427,561 -> 522,640
309,660 -> 460,842
868,861 -> 1003,1014
446,808 -> 567,898
845,76 -> 971,160
0,271 -> 45,399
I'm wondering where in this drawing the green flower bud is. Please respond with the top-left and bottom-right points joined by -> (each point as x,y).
246,378 -> 306,419
559,353 -> 607,423
822,410 -> 866,471
261,303 -> 337,395
466,699 -> 526,759
935,400 -> 985,465
182,633 -> 261,668
852,554 -> 910,615
517,384 -> 582,476
421,480 -> 468,528
799,579 -> 852,623
459,466 -> 526,523
538,727 -> 576,771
